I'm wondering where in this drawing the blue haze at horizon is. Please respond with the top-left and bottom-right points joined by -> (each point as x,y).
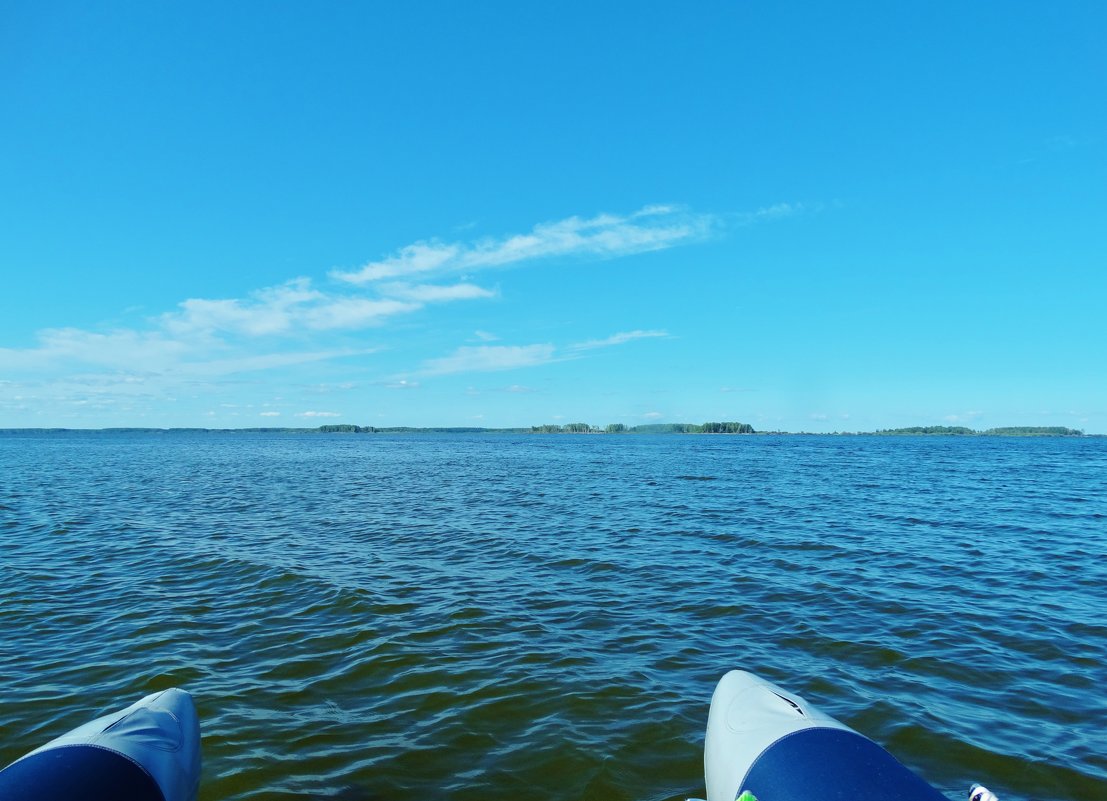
1,432 -> 1104,801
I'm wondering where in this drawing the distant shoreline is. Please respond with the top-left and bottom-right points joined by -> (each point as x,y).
0,424 -> 1091,437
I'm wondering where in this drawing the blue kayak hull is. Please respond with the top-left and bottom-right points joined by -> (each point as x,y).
0,688 -> 201,801
705,670 -> 946,801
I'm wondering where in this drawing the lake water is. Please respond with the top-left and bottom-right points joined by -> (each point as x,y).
1,432 -> 1104,801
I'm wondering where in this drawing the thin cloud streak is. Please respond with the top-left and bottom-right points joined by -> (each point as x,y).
419,344 -> 558,376
0,272 -> 482,376
162,279 -> 423,336
0,327 -> 361,376
414,326 -> 671,378
570,329 -> 670,351
1,328 -> 192,372
184,349 -> 368,377
332,205 -> 716,284
726,201 -> 832,228
378,282 -> 496,302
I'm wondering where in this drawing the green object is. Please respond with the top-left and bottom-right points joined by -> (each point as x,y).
736,793 -> 758,801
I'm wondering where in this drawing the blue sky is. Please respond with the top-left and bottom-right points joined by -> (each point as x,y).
2,2 -> 1104,432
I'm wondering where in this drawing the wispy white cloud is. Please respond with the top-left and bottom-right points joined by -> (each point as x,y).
1,205 -> 721,387
183,349 -> 365,377
164,278 -> 428,336
737,202 -> 804,223
0,276 -> 433,378
413,326 -> 672,379
305,382 -> 357,394
419,344 -> 557,376
0,346 -> 363,422
332,205 -> 716,284
49,276 -> 483,359
642,411 -> 663,420
4,206 -> 704,384
300,297 -> 420,330
0,329 -> 190,372
338,242 -> 461,283
260,411 -> 280,417
3,203 -> 749,424
378,282 -> 496,303
569,329 -> 669,351
161,276 -> 496,339
298,410 -> 341,418
162,279 -> 323,337
0,332 -> 361,389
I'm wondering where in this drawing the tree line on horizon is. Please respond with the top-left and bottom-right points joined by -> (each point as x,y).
873,425 -> 1084,436
5,423 -> 1087,437
529,422 -> 756,434
314,422 -> 757,435
313,423 -> 1079,436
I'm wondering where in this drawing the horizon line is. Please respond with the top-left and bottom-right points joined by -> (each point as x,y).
0,424 -> 1095,437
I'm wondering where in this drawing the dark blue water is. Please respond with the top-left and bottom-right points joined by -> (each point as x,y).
1,433 -> 1104,801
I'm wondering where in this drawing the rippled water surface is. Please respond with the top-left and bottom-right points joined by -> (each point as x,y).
1,433 -> 1105,801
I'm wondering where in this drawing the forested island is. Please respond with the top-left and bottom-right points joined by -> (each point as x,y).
526,422 -> 755,434
872,426 -> 1084,436
1,423 -> 1089,436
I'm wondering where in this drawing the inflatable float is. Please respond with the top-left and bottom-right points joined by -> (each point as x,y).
1,673 -> 998,801
0,687 -> 200,801
704,670 -> 953,801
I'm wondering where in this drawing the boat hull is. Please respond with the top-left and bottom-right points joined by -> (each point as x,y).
705,670 -> 947,801
0,688 -> 201,801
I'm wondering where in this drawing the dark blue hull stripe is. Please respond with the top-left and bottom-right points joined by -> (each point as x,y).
741,727 -> 948,801
0,744 -> 166,801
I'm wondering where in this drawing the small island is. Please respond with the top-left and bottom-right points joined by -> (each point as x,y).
526,422 -> 756,434
872,426 -> 1084,437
